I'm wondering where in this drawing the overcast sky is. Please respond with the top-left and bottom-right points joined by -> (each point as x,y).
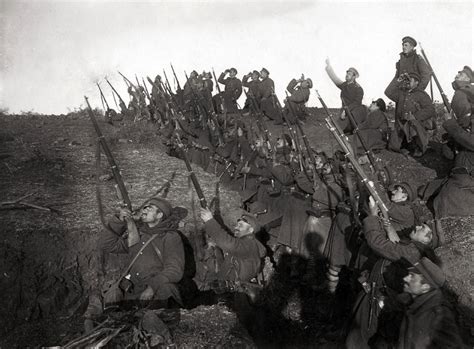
1,0 -> 472,114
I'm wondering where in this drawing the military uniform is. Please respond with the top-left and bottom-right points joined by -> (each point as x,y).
217,73 -> 243,113
386,83 -> 435,154
101,215 -> 185,303
349,109 -> 389,154
204,218 -> 266,282
242,75 -> 261,113
284,79 -> 310,123
338,80 -> 367,132
385,50 -> 431,93
259,77 -> 281,123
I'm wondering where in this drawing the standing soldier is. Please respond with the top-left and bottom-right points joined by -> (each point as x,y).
259,68 -> 282,124
325,59 -> 366,133
242,70 -> 261,115
284,75 -> 313,124
151,75 -> 168,124
217,68 -> 243,113
385,72 -> 436,157
385,36 -> 431,94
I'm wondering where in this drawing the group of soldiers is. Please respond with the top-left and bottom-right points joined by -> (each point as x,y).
88,35 -> 473,347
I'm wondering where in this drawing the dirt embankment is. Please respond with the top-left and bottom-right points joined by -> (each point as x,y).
0,110 -> 473,346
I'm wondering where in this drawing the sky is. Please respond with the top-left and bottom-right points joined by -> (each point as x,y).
0,0 -> 472,114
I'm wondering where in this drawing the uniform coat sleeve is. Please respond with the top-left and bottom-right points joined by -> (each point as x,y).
413,91 -> 435,122
364,216 -> 420,263
100,215 -> 129,254
204,218 -> 254,258
443,119 -> 474,152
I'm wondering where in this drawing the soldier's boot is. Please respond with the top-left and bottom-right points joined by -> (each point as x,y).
326,265 -> 341,294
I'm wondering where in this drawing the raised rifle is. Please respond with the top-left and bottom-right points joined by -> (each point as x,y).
163,69 -> 173,94
274,89 -> 304,172
341,98 -> 391,187
97,83 -> 113,124
170,63 -> 182,91
317,90 -> 391,222
118,71 -> 136,89
174,132 -> 208,208
105,78 -> 128,115
419,43 -> 452,116
85,96 -> 135,213
212,68 -> 228,128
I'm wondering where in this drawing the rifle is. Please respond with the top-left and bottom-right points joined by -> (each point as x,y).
85,96 -> 133,211
212,68 -> 228,128
174,133 -> 208,208
317,90 -> 390,220
419,43 -> 452,115
97,83 -> 113,124
105,78 -> 128,115
118,71 -> 135,89
170,63 -> 182,91
274,89 -> 304,172
163,69 -> 173,94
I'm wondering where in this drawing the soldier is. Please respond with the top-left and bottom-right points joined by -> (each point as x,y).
84,197 -> 185,321
242,70 -> 261,115
151,75 -> 168,124
259,68 -> 282,124
325,59 -> 366,133
345,198 -> 439,349
349,98 -> 389,155
419,66 -> 474,217
217,68 -> 243,113
397,258 -> 464,349
199,208 -> 266,289
385,36 -> 431,94
284,75 -> 313,124
386,72 -> 436,157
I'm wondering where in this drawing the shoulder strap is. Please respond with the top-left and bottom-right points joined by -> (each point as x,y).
121,234 -> 160,279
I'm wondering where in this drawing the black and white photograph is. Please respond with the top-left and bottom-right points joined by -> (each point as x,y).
0,0 -> 473,347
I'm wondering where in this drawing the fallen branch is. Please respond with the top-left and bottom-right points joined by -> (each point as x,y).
0,192 -> 36,205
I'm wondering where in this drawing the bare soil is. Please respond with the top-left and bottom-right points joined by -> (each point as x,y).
0,108 -> 472,347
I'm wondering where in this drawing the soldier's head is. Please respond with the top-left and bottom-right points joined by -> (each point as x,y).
139,197 -> 172,226
409,223 -> 433,245
390,182 -> 414,203
408,72 -> 421,89
155,75 -> 162,82
234,213 -> 260,238
229,68 -> 237,77
251,70 -> 260,81
301,78 -> 313,89
345,67 -> 359,82
402,36 -> 417,54
455,65 -> 473,83
369,98 -> 386,112
403,257 -> 445,296
260,68 -> 269,79
190,70 -> 198,79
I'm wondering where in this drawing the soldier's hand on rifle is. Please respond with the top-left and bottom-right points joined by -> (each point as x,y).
384,223 -> 400,243
241,166 -> 251,174
118,208 -> 133,222
139,285 -> 154,301
200,207 -> 213,222
340,109 -> 346,120
368,196 -> 380,216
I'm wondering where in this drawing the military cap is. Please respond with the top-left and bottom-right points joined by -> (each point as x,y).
459,65 -> 473,82
306,78 -> 313,88
252,70 -> 261,77
261,68 -> 270,75
373,98 -> 386,112
140,197 -> 172,218
408,72 -> 421,82
229,67 -> 238,74
409,257 -> 445,288
239,213 -> 261,233
402,36 -> 417,47
346,67 -> 359,78
389,181 -> 415,202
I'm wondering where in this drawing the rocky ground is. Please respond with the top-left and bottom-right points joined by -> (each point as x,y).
0,108 -> 472,347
